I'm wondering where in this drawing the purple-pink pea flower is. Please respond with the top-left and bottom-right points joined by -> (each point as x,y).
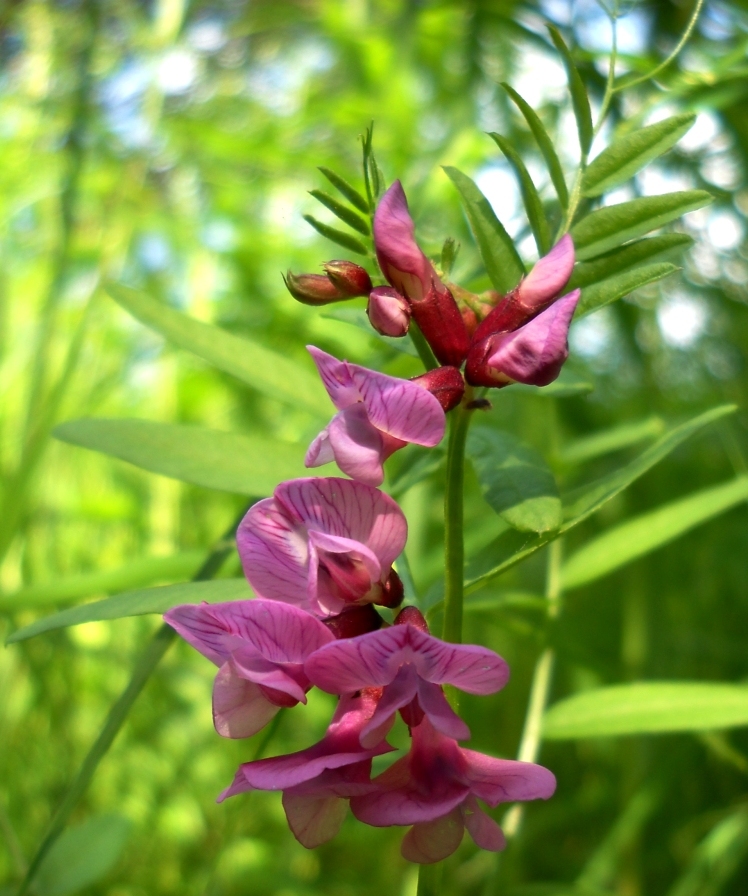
350,716 -> 557,864
218,689 -> 396,849
237,477 -> 407,618
163,600 -> 333,738
367,286 -> 411,337
305,606 -> 509,745
305,346 -> 446,487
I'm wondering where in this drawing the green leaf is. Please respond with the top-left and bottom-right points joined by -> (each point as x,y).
35,814 -> 131,896
561,476 -> 748,590
558,417 -> 665,465
490,133 -> 552,255
501,82 -> 569,209
667,808 -> 748,896
582,114 -> 696,197
467,427 -> 562,532
0,551 -> 206,611
302,214 -> 369,254
577,262 -> 679,317
6,579 -> 251,643
571,191 -> 713,261
320,306 -> 419,357
309,189 -> 370,235
441,237 -> 459,276
465,405 -> 736,593
543,682 -> 748,739
548,26 -> 593,156
107,284 -> 330,416
318,166 -> 370,213
443,166 -> 525,293
54,419 -> 307,494
568,234 -> 693,290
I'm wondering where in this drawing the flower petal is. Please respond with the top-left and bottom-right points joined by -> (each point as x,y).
407,627 -> 510,694
305,427 -> 335,468
231,649 -> 308,704
416,680 -> 471,741
360,665 -> 419,747
462,751 -> 557,807
307,346 -> 360,410
401,808 -> 465,864
212,663 -> 279,739
282,792 -> 348,848
463,797 -> 506,852
326,405 -> 386,486
518,234 -> 575,309
351,769 -> 468,826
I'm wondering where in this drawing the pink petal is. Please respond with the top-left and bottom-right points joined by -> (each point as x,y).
326,405 -> 386,486
352,768 -> 469,826
305,427 -> 335,467
401,808 -> 465,864
407,627 -> 510,694
518,234 -> 575,309
212,663 -> 279,739
367,287 -> 411,337
486,290 -> 581,387
282,792 -> 348,848
360,665 -> 420,747
463,797 -> 506,852
164,603 -> 241,666
307,346 -> 360,410
416,680 -> 471,741
373,181 -> 437,301
463,751 -> 557,807
231,650 -> 308,704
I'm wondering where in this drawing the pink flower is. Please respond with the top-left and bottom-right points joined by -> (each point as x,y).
237,477 -> 407,618
373,181 -> 469,367
219,689 -> 396,848
305,607 -> 509,745
164,600 -> 334,738
367,286 -> 411,337
351,716 -> 556,864
305,346 -> 446,487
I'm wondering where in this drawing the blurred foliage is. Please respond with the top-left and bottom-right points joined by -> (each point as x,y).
2,0 -> 748,895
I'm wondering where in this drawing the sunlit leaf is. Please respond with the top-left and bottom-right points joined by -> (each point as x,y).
558,417 -> 665,465
561,476 -> 748,589
467,427 -> 562,532
318,166 -> 370,213
571,191 -> 713,260
107,284 -> 329,416
567,234 -> 693,290
548,26 -> 593,156
6,579 -> 251,643
544,682 -> 748,739
577,262 -> 679,317
54,419 -> 308,494
443,166 -> 525,293
582,114 -> 696,197
302,214 -> 369,254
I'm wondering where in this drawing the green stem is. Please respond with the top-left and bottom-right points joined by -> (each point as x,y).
410,322 -> 440,371
417,862 -> 443,896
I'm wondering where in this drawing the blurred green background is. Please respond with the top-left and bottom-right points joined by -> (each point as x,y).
2,0 -> 748,894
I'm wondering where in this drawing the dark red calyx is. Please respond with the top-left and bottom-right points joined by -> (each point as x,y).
410,283 -> 470,367
411,365 -> 465,412
284,271 -> 348,306
399,695 -> 425,729
322,260 -> 373,297
394,605 -> 429,632
377,568 -> 405,609
323,603 -> 384,640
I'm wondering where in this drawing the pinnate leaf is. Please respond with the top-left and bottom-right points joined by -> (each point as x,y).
577,262 -> 679,317
318,166 -> 370,213
568,234 -> 693,290
548,26 -> 593,156
309,189 -> 370,235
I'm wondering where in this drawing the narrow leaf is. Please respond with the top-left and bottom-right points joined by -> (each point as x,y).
583,113 -> 696,197
559,417 -> 665,465
571,191 -> 713,260
548,26 -> 593,156
490,133 -> 552,255
309,189 -> 371,235
567,234 -> 693,290
544,682 -> 748,739
107,284 -> 330,416
577,262 -> 679,317
468,427 -> 562,532
303,214 -> 369,255
54,419 -> 308,495
501,82 -> 569,208
318,166 -> 370,213
561,476 -> 748,589
667,808 -> 748,896
443,165 -> 525,293
6,579 -> 251,643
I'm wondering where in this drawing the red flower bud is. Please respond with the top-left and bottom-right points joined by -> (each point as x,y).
367,286 -> 411,337
322,260 -> 373,297
394,605 -> 430,632
284,271 -> 349,306
409,283 -> 470,367
411,365 -> 465,412
378,568 -> 405,609
323,603 -> 384,639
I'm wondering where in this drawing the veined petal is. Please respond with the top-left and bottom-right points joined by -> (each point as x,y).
307,346 -> 360,410
463,797 -> 506,852
212,663 -> 279,739
305,427 -> 335,468
231,650 -> 309,704
326,405 -> 386,487
518,234 -> 575,309
416,680 -> 471,741
463,751 -> 557,807
401,808 -> 465,864
360,665 -> 420,746
351,767 -> 468,826
407,627 -> 510,693
282,792 -> 348,848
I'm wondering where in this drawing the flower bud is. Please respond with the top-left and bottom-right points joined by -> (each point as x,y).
409,283 -> 470,367
284,271 -> 348,306
378,568 -> 405,609
322,260 -> 373,297
411,366 -> 465,412
394,605 -> 429,632
323,604 -> 384,639
367,286 -> 411,337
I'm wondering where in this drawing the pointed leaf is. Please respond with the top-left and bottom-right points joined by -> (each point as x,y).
107,284 -> 329,416
577,262 -> 679,317
561,476 -> 748,590
6,579 -> 251,643
544,682 -> 748,739
582,114 -> 696,197
571,191 -> 713,260
467,427 -> 562,532
559,417 -> 665,465
309,190 -> 370,235
667,808 -> 748,896
318,166 -> 370,213
54,419 -> 307,494
548,26 -> 593,156
302,214 -> 369,255
501,82 -> 569,208
568,234 -> 693,290
443,166 -> 525,293
489,133 -> 552,255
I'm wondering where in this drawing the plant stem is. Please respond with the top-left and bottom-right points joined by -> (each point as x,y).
417,862 -> 443,896
410,322 -> 440,371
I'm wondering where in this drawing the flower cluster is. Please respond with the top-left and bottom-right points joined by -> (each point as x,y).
165,178 -> 565,863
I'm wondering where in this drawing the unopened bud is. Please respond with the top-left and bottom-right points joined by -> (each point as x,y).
411,366 -> 465,412
322,260 -> 373,297
378,568 -> 405,609
367,286 -> 411,337
284,271 -> 348,306
394,605 -> 429,632
410,283 -> 470,367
